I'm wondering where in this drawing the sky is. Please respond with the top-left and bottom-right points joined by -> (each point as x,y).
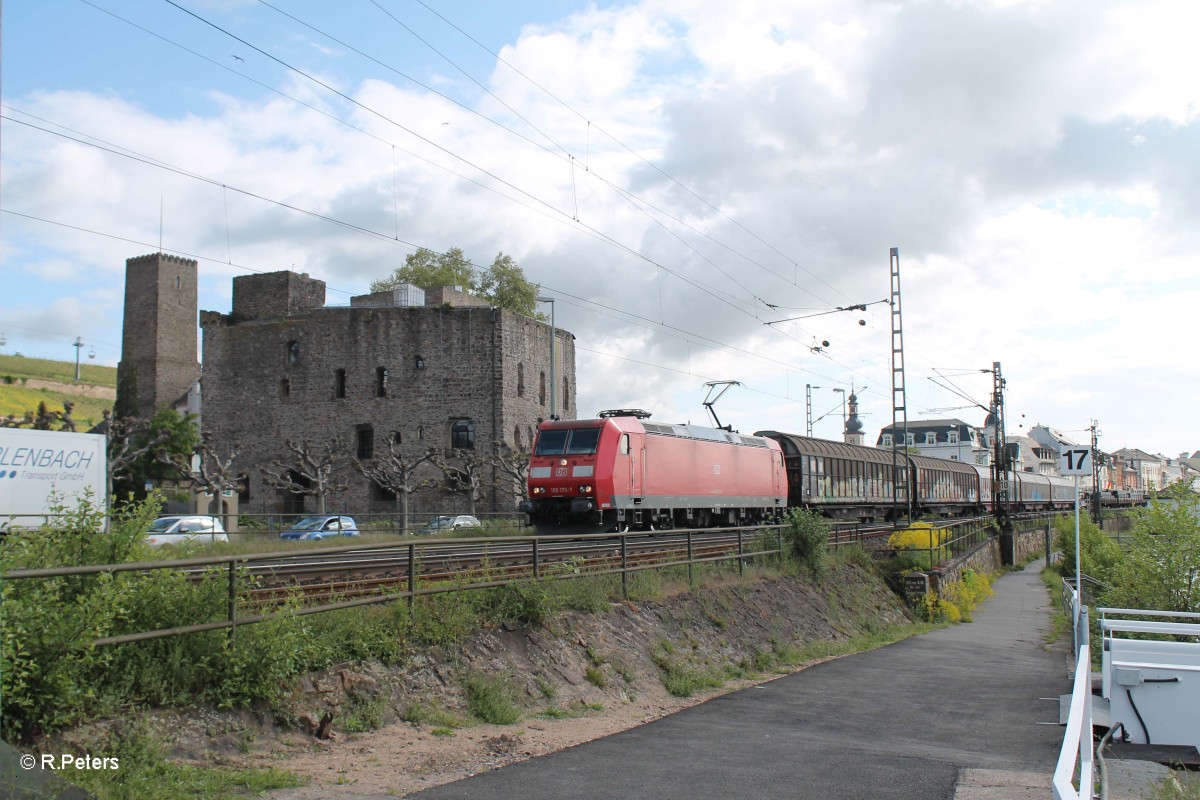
2,0 -> 1198,458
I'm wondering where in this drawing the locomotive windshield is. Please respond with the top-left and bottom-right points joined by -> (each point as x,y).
535,426 -> 602,456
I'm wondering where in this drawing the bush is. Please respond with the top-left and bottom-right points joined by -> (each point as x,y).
783,509 -> 830,577
1052,513 -> 1123,585
462,674 -> 522,724
888,522 -> 949,569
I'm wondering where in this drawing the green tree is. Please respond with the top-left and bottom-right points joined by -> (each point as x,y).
1102,486 -> 1200,613
1052,511 -> 1124,586
371,247 -> 476,293
479,252 -> 539,317
370,247 -> 541,317
111,409 -> 201,505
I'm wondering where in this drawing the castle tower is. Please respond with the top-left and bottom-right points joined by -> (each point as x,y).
844,392 -> 865,446
116,253 -> 200,420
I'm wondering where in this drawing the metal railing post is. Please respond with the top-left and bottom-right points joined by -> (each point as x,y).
687,530 -> 694,586
227,560 -> 237,642
738,528 -> 744,576
533,538 -> 540,580
407,543 -> 416,621
621,535 -> 628,599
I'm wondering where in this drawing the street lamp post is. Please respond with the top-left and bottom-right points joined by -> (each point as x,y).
536,296 -> 557,420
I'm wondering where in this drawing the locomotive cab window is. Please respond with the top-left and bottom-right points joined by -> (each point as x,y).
565,427 -> 601,455
534,427 -> 602,456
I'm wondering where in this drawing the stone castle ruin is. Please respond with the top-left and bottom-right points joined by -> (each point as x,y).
120,253 -> 575,519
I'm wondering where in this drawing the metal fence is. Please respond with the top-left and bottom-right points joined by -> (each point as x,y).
2,524 -> 788,648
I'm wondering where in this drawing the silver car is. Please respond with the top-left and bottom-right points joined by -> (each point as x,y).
418,515 -> 483,535
145,515 -> 228,546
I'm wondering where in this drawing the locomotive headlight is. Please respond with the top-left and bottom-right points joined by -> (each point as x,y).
532,486 -> 546,495
559,459 -> 568,466
579,484 -> 592,494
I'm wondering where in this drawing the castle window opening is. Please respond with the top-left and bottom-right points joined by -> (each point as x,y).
287,340 -> 300,365
356,425 -> 374,459
517,363 -> 525,397
450,419 -> 474,450
280,378 -> 290,398
539,371 -> 546,406
376,367 -> 388,397
335,369 -> 347,399
563,378 -> 569,411
514,425 -> 521,447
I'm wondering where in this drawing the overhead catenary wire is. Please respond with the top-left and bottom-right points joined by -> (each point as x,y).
9,2 -> 905,406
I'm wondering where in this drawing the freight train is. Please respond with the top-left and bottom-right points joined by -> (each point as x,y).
520,410 -> 1080,534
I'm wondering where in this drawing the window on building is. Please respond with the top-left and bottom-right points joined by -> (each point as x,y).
335,369 -> 347,399
392,431 -> 402,445
517,363 -> 525,397
906,433 -> 915,446
450,419 -> 474,450
376,367 -> 388,397
418,426 -> 424,441
287,340 -> 300,365
882,434 -> 893,447
563,377 -> 569,411
514,426 -> 522,448
925,432 -> 937,445
280,378 -> 290,398
539,371 -> 546,406
356,425 -> 374,459
948,431 -> 959,445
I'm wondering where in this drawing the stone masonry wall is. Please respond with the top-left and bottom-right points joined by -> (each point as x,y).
201,276 -> 576,518
232,272 -> 326,322
117,253 -> 199,419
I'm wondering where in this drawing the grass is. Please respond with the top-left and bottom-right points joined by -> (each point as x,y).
0,354 -> 116,431
0,353 -> 117,386
462,674 -> 522,725
403,701 -> 467,729
54,720 -> 306,800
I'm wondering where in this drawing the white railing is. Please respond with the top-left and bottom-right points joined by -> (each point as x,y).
1054,584 -> 1094,800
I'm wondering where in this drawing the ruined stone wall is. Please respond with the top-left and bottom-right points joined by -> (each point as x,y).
201,287 -> 576,518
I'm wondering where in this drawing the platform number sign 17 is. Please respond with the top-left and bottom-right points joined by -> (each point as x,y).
1060,447 -> 1091,476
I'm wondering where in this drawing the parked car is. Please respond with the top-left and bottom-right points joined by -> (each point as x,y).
145,515 -> 228,547
279,515 -> 360,540
418,515 -> 483,535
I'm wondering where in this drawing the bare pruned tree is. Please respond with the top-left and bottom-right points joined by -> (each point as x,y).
261,437 -> 349,515
490,442 -> 531,508
430,448 -> 490,516
155,431 -> 241,520
352,436 -> 439,532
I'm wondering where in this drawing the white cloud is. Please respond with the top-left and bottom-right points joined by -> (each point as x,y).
3,0 -> 1198,454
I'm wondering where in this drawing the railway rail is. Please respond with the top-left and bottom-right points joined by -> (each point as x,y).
2,512 -> 1062,648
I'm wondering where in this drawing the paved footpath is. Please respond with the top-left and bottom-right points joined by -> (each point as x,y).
406,559 -> 1069,800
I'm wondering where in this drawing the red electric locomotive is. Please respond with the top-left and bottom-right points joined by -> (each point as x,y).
520,410 -> 787,534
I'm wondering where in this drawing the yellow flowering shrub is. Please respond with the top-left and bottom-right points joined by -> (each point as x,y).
927,569 -> 994,623
888,522 -> 950,566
